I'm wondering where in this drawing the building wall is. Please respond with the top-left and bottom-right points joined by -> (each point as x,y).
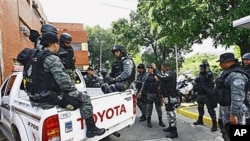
0,0 -> 48,84
0,0 -> 90,85
53,22 -> 89,70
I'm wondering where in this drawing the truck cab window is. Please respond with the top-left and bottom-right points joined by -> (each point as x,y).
3,75 -> 17,96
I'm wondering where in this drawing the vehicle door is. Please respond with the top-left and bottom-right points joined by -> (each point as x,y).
0,74 -> 17,128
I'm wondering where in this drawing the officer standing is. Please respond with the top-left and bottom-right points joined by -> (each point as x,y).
58,32 -> 76,83
152,62 -> 178,138
101,45 -> 136,93
138,64 -> 165,128
18,32 -> 105,138
216,52 -> 248,141
241,53 -> 250,125
193,62 -> 217,132
134,64 -> 148,122
29,23 -> 58,50
84,66 -> 102,88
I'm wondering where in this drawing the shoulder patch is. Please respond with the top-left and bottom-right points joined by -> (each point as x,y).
233,79 -> 244,86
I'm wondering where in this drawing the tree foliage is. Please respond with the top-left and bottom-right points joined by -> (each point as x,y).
85,25 -> 115,71
143,0 -> 250,56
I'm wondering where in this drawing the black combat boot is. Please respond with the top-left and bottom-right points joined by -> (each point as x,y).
85,117 -> 105,138
193,116 -> 204,125
147,117 -> 152,128
163,123 -> 171,132
211,120 -> 217,132
246,118 -> 250,125
166,127 -> 178,138
218,118 -> 223,133
158,116 -> 166,127
139,115 -> 146,122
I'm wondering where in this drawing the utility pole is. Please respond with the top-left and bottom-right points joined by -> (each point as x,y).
99,42 -> 102,73
175,45 -> 178,75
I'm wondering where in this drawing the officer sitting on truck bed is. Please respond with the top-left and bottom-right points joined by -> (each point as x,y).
17,32 -> 105,138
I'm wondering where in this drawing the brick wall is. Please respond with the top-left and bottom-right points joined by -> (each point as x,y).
0,1 -> 89,85
0,0 -> 47,84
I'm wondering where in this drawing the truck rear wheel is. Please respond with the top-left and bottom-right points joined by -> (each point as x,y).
12,126 -> 21,141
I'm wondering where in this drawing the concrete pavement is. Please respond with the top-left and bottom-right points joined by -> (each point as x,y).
177,102 -> 219,126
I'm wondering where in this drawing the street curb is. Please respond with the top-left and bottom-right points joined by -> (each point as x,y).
176,106 -> 212,126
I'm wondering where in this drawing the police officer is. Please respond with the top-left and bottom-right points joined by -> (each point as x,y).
193,62 -> 217,132
216,52 -> 248,141
29,23 -> 58,50
101,45 -> 135,94
84,66 -> 102,88
58,32 -> 76,83
152,62 -> 178,138
19,32 -> 105,138
138,64 -> 165,128
135,63 -> 148,122
242,53 -> 250,125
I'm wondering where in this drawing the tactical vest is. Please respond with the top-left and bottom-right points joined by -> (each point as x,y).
84,75 -> 101,88
110,56 -> 135,83
24,50 -> 60,93
193,72 -> 213,94
216,66 -> 249,106
145,74 -> 158,93
135,71 -> 147,91
160,70 -> 177,97
58,45 -> 75,70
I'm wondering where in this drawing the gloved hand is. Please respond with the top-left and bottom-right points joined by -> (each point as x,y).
106,76 -> 116,84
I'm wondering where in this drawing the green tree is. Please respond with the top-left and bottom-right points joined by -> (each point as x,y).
85,26 -> 115,71
143,0 -> 250,56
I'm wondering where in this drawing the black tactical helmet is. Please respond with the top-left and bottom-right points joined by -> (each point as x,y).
137,64 -> 145,69
60,33 -> 72,43
242,53 -> 250,60
199,63 -> 206,68
40,23 -> 57,34
111,45 -> 127,57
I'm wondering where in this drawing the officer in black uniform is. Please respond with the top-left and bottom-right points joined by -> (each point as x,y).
152,62 -> 178,138
58,33 -> 76,83
101,45 -> 136,94
29,23 -> 58,50
138,64 -> 165,128
193,62 -> 217,132
242,53 -> 250,125
84,66 -> 102,88
134,63 -> 148,122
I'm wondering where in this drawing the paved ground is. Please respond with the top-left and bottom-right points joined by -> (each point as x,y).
102,102 -> 223,141
177,103 -> 220,126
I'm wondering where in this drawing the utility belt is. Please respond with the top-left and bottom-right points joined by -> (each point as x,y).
147,91 -> 157,94
28,91 -> 50,99
28,91 -> 61,105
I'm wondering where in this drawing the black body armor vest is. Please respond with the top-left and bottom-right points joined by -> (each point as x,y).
58,45 -> 75,70
24,50 -> 60,93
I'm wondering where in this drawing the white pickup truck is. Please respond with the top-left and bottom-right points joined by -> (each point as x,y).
0,68 -> 136,141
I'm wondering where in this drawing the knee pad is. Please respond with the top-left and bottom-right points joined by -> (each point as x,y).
116,82 -> 128,91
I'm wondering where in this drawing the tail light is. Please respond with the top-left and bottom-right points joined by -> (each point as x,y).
132,94 -> 137,114
43,115 -> 60,141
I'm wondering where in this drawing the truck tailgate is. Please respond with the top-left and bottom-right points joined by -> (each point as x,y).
57,89 -> 136,141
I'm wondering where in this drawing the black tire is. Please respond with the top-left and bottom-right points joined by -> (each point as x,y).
12,126 -> 21,141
